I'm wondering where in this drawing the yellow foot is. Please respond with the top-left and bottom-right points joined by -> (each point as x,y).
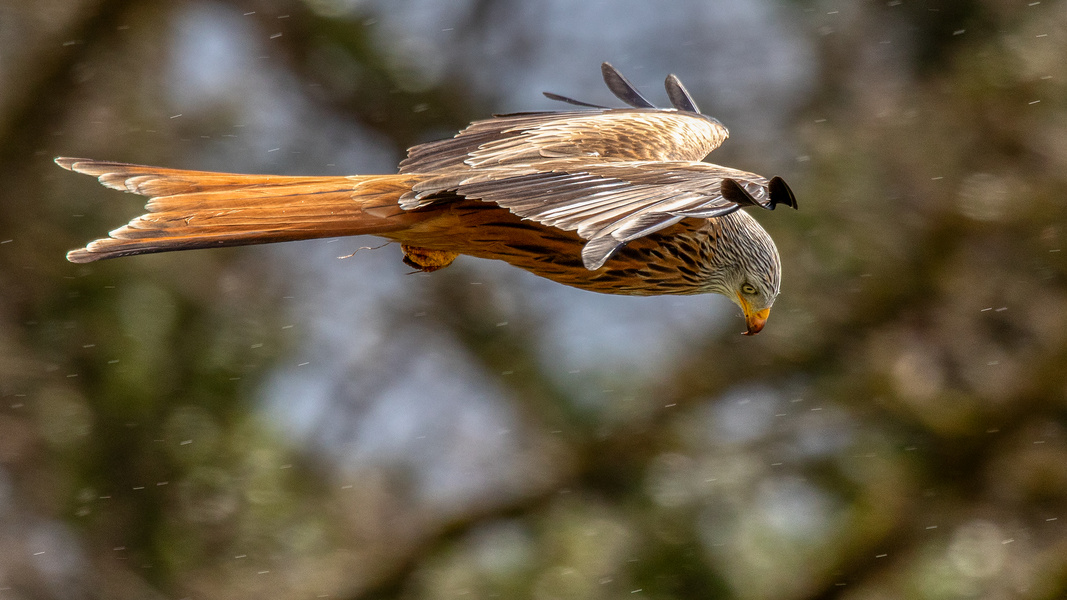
401,245 -> 459,272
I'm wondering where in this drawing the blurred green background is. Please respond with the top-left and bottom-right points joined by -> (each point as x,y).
2,0 -> 1067,598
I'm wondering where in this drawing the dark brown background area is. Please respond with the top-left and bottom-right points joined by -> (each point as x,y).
1,0 -> 1066,598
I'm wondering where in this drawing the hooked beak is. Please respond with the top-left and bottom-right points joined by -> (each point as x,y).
736,293 -> 771,336
743,308 -> 770,336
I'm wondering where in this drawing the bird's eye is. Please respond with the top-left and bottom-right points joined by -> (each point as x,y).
741,283 -> 757,295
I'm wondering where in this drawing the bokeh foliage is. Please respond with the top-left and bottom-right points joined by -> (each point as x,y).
1,0 -> 1066,599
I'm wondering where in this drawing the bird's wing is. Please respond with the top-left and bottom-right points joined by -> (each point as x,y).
404,160 -> 795,270
398,108 -> 729,174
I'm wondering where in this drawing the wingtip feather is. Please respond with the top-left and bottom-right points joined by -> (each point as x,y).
769,176 -> 798,210
66,247 -> 98,263
55,157 -> 80,171
600,62 -> 656,109
664,74 -> 700,113
581,236 -> 620,270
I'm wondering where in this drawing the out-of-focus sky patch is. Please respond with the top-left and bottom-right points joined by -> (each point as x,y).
169,1 -> 404,173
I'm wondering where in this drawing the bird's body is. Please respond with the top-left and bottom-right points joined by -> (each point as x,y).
61,63 -> 796,333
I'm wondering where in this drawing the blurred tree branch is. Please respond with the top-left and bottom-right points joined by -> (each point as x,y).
0,0 -> 150,168
232,0 -> 486,151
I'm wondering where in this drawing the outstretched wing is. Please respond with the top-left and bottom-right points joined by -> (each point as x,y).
400,63 -> 727,174
400,62 -> 793,269
404,160 -> 796,269
399,109 -> 728,173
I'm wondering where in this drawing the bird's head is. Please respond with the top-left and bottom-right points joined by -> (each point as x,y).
728,273 -> 777,336
710,212 -> 781,336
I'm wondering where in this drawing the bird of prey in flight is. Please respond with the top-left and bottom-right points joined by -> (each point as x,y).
60,63 -> 796,335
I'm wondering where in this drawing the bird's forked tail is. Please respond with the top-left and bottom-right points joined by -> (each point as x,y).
58,158 -> 421,263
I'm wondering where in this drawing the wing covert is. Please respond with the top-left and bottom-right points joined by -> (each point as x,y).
399,109 -> 728,174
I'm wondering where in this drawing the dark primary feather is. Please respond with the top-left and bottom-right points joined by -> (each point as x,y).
601,62 -> 656,108
546,64 -> 703,114
720,177 -> 800,211
541,91 -> 608,109
769,176 -> 799,210
664,73 -> 700,113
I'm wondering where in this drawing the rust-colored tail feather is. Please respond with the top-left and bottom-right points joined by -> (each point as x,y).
58,158 -> 420,263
